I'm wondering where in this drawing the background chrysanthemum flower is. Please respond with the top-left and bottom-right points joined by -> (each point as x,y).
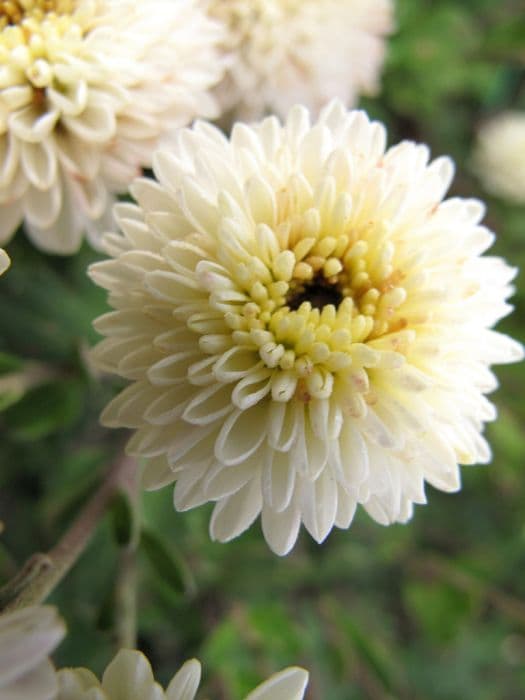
56,649 -> 309,700
0,0 -> 226,254
209,0 -> 394,121
471,111 -> 525,204
0,249 -> 9,274
90,101 -> 523,556
0,605 -> 65,700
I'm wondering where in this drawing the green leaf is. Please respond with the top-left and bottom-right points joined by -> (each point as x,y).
140,528 -> 194,597
0,353 -> 23,376
3,379 -> 84,441
110,491 -> 134,547
404,580 -> 474,644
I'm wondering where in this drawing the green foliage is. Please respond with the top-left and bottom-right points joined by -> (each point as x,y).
1,1 -> 524,698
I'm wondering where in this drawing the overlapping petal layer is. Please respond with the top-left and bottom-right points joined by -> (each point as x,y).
90,101 -> 523,555
56,649 -> 309,700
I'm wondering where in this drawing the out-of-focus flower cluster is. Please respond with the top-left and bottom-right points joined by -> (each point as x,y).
472,111 -> 525,205
0,0 -> 396,255
0,0 -> 226,253
209,0 -> 394,120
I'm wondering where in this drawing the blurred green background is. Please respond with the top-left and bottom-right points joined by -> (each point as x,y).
1,0 -> 525,698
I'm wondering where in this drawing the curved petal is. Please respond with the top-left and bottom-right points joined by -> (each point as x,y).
245,667 -> 309,700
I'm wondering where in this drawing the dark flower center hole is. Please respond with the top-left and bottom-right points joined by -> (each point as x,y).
286,273 -> 344,311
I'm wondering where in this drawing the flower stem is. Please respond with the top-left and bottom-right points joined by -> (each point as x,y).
113,462 -> 141,649
0,453 -> 136,612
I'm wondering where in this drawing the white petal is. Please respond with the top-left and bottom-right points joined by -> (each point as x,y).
262,448 -> 295,512
182,383 -> 233,425
62,103 -> 116,144
8,106 -> 59,143
166,659 -> 201,700
23,182 -> 61,229
261,502 -> 301,556
142,455 -> 176,491
0,201 -> 23,244
215,405 -> 267,466
301,469 -> 338,543
0,134 -> 20,187
102,650 -> 163,700
245,667 -> 309,700
204,458 -> 259,500
210,478 -> 263,542
0,660 -> 58,700
20,140 -> 57,190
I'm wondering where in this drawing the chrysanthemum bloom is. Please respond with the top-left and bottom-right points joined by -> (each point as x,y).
471,111 -> 525,204
56,649 -> 309,700
90,101 -> 523,555
209,0 -> 394,121
0,249 -> 9,274
0,605 -> 65,700
0,0 -> 226,254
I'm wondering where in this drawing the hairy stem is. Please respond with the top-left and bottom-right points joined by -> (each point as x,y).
1,453 -> 136,612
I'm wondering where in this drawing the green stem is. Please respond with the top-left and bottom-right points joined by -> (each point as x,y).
113,463 -> 140,649
1,453 -> 136,612
114,545 -> 138,649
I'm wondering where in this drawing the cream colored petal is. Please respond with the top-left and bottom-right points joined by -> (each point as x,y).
182,383 -> 233,425
25,184 -> 83,255
0,249 -> 10,274
215,404 -> 268,466
0,201 -> 23,245
165,659 -> 201,700
262,448 -> 295,513
301,468 -> 338,544
142,454 -> 176,491
23,181 -> 62,229
47,81 -> 88,117
1,86 -> 32,111
8,106 -> 59,143
173,459 -> 212,511
245,667 -> 309,700
62,103 -> 116,145
101,650 -> 163,700
56,128 -> 101,180
210,478 -> 263,542
204,458 -> 257,500
0,659 -> 58,700
21,140 -> 57,190
69,176 -> 108,220
261,501 -> 301,556
0,134 -> 20,188
56,667 -> 102,700
0,611 -> 61,699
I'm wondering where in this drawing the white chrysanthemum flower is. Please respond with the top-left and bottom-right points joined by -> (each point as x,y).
56,649 -> 309,700
0,605 -> 65,700
0,248 -> 9,274
209,0 -> 394,120
0,0 -> 226,254
90,101 -> 523,556
471,111 -> 525,204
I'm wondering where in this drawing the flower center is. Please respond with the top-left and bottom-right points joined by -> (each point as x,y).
0,0 -> 74,27
286,272 -> 343,311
